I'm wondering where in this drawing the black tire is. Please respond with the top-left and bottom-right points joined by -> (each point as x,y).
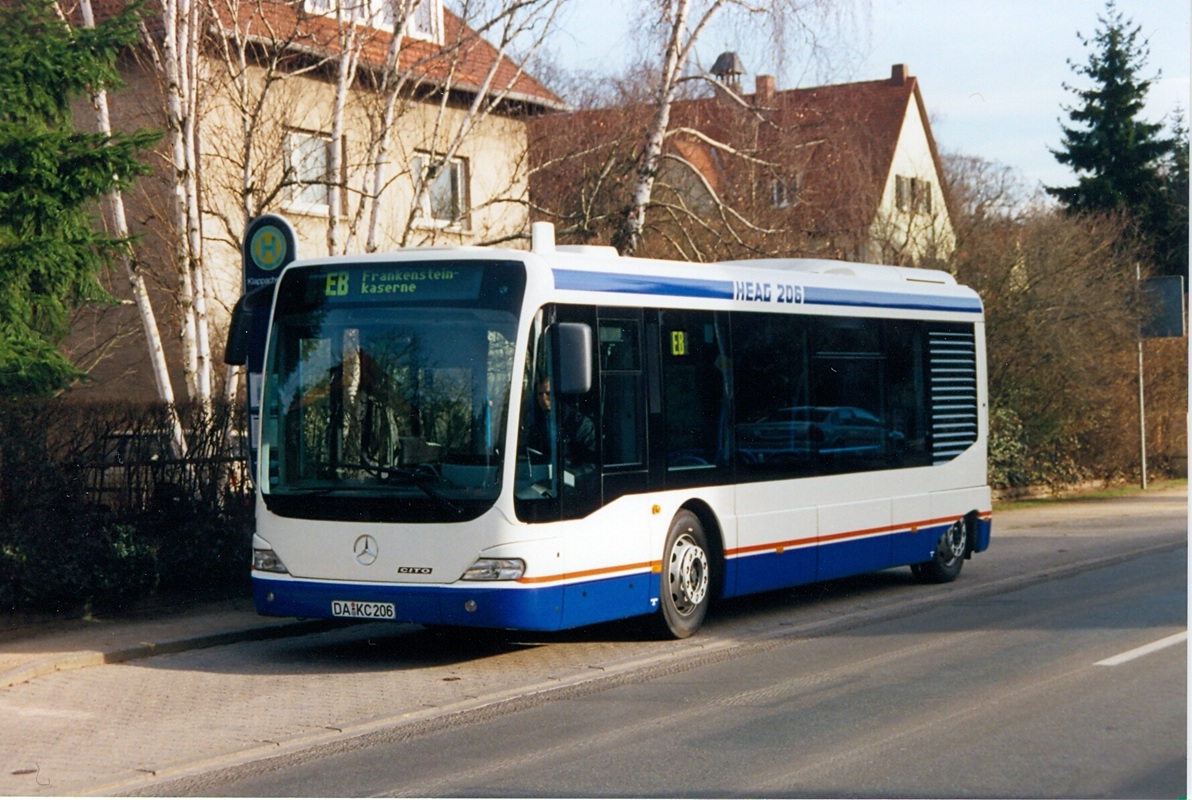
912,516 -> 969,583
654,510 -> 712,639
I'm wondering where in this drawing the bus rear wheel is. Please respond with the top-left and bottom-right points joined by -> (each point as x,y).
911,516 -> 968,583
655,510 -> 711,639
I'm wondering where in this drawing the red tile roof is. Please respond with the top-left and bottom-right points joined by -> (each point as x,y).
81,0 -> 562,110
529,65 -> 951,248
673,67 -> 947,230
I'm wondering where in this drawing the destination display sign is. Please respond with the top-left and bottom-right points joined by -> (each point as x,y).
298,263 -> 486,306
276,259 -> 526,316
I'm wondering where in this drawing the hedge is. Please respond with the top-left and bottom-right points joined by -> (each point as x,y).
0,400 -> 253,615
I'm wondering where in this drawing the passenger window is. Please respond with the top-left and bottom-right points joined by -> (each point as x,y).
885,320 -> 931,468
810,318 -> 894,475
732,313 -> 814,480
599,320 -> 643,469
660,310 -> 731,483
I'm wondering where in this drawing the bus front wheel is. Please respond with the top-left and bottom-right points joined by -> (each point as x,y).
655,511 -> 711,639
911,516 -> 968,583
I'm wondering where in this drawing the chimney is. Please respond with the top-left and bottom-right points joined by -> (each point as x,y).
754,74 -> 776,108
890,64 -> 909,86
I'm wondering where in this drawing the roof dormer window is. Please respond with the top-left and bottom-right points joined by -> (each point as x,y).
405,0 -> 443,43
304,0 -> 442,42
305,0 -> 392,28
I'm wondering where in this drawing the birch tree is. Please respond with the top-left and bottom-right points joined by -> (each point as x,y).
134,0 -> 217,405
204,0 -> 329,232
612,0 -> 843,256
400,0 -> 560,246
73,0 -> 187,453
311,0 -> 564,252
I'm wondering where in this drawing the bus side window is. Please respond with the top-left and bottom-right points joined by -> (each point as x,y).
660,309 -> 731,482
732,312 -> 814,479
599,319 -> 644,469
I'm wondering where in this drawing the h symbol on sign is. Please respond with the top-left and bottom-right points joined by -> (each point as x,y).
255,231 -> 280,266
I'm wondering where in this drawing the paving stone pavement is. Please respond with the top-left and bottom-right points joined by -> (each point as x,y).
0,597 -> 339,690
0,597 -> 723,796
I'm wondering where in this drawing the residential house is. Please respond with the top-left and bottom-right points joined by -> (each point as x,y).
529,60 -> 954,267
64,0 -> 561,400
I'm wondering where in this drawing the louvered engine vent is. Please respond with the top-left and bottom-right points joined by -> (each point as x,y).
929,329 -> 978,463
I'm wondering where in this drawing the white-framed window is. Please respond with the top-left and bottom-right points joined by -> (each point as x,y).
305,0 -> 393,28
405,0 -> 443,42
303,0 -> 442,42
895,174 -> 933,214
285,130 -> 336,214
412,153 -> 469,229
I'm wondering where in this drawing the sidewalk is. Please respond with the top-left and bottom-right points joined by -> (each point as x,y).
0,596 -> 342,690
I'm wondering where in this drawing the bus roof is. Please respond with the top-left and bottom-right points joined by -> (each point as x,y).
272,223 -> 980,316
526,224 -> 980,315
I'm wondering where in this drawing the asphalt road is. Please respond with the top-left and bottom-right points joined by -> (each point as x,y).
1,487 -> 1185,797
184,534 -> 1188,798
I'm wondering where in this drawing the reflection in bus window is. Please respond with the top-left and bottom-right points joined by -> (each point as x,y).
661,310 -> 731,482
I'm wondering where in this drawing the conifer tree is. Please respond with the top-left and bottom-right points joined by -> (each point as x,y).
0,0 -> 159,395
1151,115 -> 1189,280
1046,1 -> 1182,277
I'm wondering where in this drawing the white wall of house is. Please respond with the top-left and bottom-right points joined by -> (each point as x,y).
69,52 -> 536,401
200,63 -> 533,290
870,100 -> 955,266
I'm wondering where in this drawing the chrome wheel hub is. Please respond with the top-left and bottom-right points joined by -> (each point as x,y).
668,533 -> 709,615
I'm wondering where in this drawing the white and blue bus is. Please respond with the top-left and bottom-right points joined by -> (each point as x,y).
229,218 -> 991,638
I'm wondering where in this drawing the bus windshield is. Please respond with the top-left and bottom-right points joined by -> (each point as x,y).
259,260 -> 525,523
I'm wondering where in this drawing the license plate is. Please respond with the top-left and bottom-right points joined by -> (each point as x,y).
331,600 -> 396,620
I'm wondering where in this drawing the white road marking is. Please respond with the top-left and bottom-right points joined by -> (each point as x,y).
1094,631 -> 1187,667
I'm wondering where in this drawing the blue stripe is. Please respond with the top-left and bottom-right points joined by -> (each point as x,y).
554,269 -> 734,300
804,286 -> 983,313
553,269 -> 982,314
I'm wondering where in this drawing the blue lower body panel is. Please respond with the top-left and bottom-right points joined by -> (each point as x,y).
975,516 -> 992,552
255,571 -> 658,632
255,576 -> 566,630
729,548 -> 817,597
728,515 -> 994,598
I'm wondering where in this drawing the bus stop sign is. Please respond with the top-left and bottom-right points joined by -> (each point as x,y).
244,214 -> 297,294
240,215 -> 297,480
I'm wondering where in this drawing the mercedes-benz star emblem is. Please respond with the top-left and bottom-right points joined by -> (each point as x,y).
353,534 -> 379,566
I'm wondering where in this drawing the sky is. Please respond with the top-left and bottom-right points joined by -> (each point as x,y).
543,0 -> 1191,196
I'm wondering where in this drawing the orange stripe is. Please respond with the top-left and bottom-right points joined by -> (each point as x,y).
517,510 -> 992,584
517,560 -> 654,585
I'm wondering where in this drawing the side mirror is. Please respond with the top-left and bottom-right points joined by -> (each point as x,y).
224,295 -> 252,366
224,284 -> 274,367
556,322 -> 592,394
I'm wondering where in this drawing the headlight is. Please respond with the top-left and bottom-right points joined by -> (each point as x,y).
252,548 -> 289,574
461,558 -> 525,581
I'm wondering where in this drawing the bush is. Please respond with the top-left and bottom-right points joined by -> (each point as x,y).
138,496 -> 251,596
0,508 -> 158,614
0,399 -> 253,616
988,405 -> 1030,489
